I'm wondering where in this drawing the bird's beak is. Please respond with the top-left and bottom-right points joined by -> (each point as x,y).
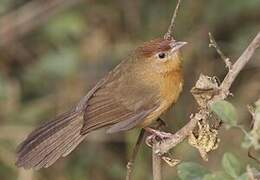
170,41 -> 188,53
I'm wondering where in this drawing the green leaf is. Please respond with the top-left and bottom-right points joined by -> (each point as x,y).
177,162 -> 210,180
222,152 -> 242,178
241,135 -> 253,149
211,100 -> 238,128
237,173 -> 248,180
203,172 -> 232,180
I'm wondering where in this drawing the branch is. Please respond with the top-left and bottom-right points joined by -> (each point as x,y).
209,32 -> 232,69
156,32 -> 260,155
164,0 -> 182,40
153,141 -> 162,180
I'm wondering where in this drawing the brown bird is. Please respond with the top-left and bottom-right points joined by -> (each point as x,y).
16,37 -> 187,169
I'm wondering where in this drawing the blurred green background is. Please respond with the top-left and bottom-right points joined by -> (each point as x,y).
0,0 -> 259,179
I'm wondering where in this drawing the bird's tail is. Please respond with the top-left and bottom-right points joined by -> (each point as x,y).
16,109 -> 86,170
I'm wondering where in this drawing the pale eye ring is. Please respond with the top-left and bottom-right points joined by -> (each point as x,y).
158,52 -> 166,59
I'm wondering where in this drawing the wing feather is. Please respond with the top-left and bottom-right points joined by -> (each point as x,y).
80,67 -> 160,134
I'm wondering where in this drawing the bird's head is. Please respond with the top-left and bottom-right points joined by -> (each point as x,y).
133,37 -> 187,74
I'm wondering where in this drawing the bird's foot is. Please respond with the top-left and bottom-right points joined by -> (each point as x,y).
144,127 -> 172,147
156,118 -> 167,128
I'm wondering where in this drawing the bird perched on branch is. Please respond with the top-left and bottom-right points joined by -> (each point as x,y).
16,37 -> 187,169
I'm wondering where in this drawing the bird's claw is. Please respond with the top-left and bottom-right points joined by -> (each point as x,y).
144,128 -> 172,147
145,135 -> 154,147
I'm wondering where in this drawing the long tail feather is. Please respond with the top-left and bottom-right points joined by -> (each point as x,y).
16,109 -> 86,169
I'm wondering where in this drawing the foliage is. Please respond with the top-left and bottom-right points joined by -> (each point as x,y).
177,162 -> 209,180
242,99 -> 260,150
211,100 -> 237,128
222,152 -> 242,178
177,152 -> 255,180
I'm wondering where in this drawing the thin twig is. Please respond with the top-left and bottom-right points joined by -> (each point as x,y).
219,32 -> 260,94
153,141 -> 162,180
126,129 -> 145,180
208,32 -> 232,69
156,32 -> 260,155
164,0 -> 182,40
125,119 -> 167,180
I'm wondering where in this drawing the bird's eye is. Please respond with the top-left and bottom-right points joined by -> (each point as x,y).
158,52 -> 166,59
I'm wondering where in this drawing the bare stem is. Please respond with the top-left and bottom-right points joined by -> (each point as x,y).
126,129 -> 145,180
153,142 -> 162,180
208,32 -> 232,69
164,0 -> 182,40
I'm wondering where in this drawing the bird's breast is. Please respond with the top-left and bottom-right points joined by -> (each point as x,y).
140,70 -> 183,127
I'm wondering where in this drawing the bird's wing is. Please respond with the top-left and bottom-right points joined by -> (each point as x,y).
80,63 -> 160,135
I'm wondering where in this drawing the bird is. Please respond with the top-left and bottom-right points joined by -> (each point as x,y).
16,37 -> 187,170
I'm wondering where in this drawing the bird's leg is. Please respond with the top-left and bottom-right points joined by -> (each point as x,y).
144,127 -> 172,139
156,118 -> 167,128
144,127 -> 172,147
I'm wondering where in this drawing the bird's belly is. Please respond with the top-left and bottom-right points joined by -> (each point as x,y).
139,100 -> 175,127
139,80 -> 183,127
139,107 -> 165,127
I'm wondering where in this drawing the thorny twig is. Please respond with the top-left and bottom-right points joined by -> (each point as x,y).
208,32 -> 232,69
164,0 -> 183,40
